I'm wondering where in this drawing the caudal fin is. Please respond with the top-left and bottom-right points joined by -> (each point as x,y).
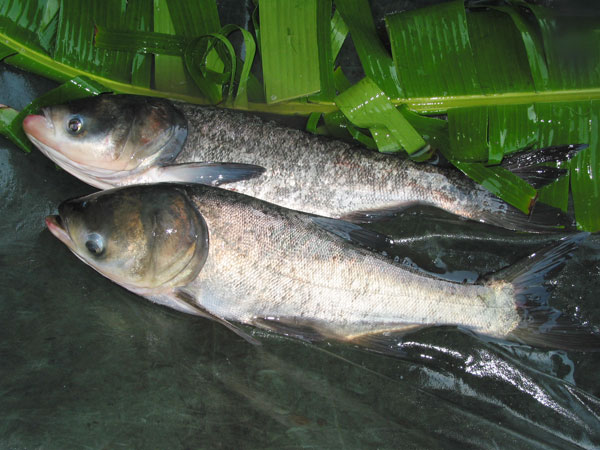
501,144 -> 586,189
494,232 -> 600,351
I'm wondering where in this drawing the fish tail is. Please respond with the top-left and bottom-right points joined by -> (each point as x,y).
472,144 -> 586,232
500,143 -> 586,189
492,232 -> 600,351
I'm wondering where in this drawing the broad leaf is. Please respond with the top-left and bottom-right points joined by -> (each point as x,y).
259,0 -> 333,103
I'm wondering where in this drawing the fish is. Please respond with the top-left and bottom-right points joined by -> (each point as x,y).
45,183 -> 599,352
24,94 -> 582,232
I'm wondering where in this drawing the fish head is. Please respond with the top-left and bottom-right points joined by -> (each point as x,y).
46,185 -> 207,293
23,94 -> 188,179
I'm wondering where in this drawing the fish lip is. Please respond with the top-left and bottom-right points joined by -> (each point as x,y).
22,109 -> 54,138
45,215 -> 74,249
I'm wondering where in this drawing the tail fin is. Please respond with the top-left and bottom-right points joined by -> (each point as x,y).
501,144 -> 586,189
492,232 -> 600,351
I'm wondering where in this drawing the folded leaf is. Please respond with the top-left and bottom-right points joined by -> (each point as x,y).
336,0 -> 402,99
335,77 -> 425,154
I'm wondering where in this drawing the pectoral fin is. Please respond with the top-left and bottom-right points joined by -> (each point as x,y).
174,289 -> 261,345
152,162 -> 266,186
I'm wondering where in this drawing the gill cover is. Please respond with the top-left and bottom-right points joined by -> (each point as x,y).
42,94 -> 187,171
57,185 -> 207,291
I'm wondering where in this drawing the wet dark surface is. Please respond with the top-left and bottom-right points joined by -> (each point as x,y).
2,55 -> 600,450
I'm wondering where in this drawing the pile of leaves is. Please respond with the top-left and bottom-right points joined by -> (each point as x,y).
0,0 -> 598,229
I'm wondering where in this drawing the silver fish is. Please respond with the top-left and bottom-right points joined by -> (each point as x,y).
45,183 -> 597,351
24,94 -> 580,232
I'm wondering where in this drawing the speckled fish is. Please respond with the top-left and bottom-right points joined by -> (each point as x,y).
25,94 -> 581,232
45,183 -> 598,351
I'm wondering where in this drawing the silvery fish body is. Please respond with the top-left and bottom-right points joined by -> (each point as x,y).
24,95 -> 577,231
47,184 -> 595,350
174,105 -> 494,223
179,185 -> 519,339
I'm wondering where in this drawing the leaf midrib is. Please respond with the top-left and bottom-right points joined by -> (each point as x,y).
2,31 -> 599,116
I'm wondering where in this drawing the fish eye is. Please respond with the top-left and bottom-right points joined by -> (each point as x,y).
67,115 -> 84,135
85,233 -> 105,256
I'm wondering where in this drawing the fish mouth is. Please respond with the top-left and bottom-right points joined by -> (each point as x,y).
45,215 -> 74,249
23,110 -> 53,140
23,112 -> 63,162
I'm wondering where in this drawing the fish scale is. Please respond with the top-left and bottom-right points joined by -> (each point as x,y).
181,186 -> 520,340
177,104 -> 501,222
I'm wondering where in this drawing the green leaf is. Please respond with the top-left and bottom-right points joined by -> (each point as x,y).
467,8 -> 533,95
1,0 -> 599,229
95,28 -> 187,55
96,23 -> 257,107
384,3 -> 600,113
154,0 -> 197,95
397,105 -> 448,154
0,105 -> 29,151
330,9 -> 348,61
387,0 -> 480,98
487,5 -> 549,91
488,104 -> 538,163
518,2 -> 600,91
0,43 -> 15,60
570,101 -> 600,230
309,0 -> 335,102
336,0 -> 402,99
0,0 -> 58,54
53,0 -> 147,85
447,106 -> 488,162
185,34 -> 234,104
452,161 -> 536,215
306,112 -> 321,134
534,101 -> 594,226
333,66 -> 351,94
220,25 -> 257,108
259,0 -> 333,103
335,77 -> 426,154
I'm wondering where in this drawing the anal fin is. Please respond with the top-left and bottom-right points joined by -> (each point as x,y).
252,316 -> 328,342
347,326 -> 430,356
253,315 -> 429,355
